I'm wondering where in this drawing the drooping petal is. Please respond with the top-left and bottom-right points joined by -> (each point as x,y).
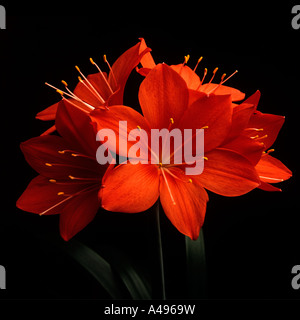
200,83 -> 245,101
55,99 -> 99,157
101,163 -> 160,213
195,148 -> 260,196
159,167 -> 208,240
138,63 -> 189,130
258,181 -> 282,192
255,154 -> 292,183
108,39 -> 152,105
16,175 -> 93,215
59,187 -> 100,241
178,94 -> 232,152
246,111 -> 285,149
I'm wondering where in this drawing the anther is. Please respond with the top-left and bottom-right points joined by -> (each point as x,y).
184,54 -> 190,65
170,118 -> 174,124
201,125 -> 209,129
137,125 -> 141,131
75,65 -> 80,72
56,89 -> 64,96
188,178 -> 193,183
103,54 -> 117,87
267,148 -> 275,154
194,56 -> 203,72
89,57 -> 95,65
201,68 -> 208,84
203,156 -> 208,160
49,179 -> 56,183
57,192 -> 65,196
45,163 -> 52,167
103,54 -> 107,63
61,80 -> 68,87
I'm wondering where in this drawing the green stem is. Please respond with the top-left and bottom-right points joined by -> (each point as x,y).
155,201 -> 166,300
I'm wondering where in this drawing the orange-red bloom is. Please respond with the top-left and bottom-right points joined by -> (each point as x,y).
36,39 -> 151,134
17,99 -> 113,240
91,64 -> 263,240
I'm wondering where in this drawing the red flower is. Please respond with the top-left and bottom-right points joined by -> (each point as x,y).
17,99 -> 113,240
36,39 -> 151,134
91,64 -> 262,240
138,39 -> 245,102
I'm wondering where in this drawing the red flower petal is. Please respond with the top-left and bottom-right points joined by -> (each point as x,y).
91,105 -> 151,158
222,135 -> 265,165
16,175 -> 93,215
108,39 -> 152,105
55,99 -> 99,157
159,167 -> 208,240
171,64 -> 201,90
138,63 -> 189,130
59,187 -> 100,241
200,83 -> 245,101
178,94 -> 232,152
101,163 -> 160,213
36,102 -> 59,121
246,111 -> 285,149
195,148 -> 260,196
255,154 -> 292,183
243,90 -> 261,109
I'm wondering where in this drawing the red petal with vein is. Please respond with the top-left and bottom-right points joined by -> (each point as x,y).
101,163 -> 160,213
16,175 -> 91,215
255,154 -> 292,183
195,148 -> 260,196
224,103 -> 255,143
200,83 -> 245,101
138,64 -> 189,130
178,94 -> 232,152
91,105 -> 151,158
171,64 -> 201,90
55,99 -> 99,157
222,135 -> 264,165
246,111 -> 285,149
20,135 -> 103,180
159,168 -> 208,240
59,187 -> 100,241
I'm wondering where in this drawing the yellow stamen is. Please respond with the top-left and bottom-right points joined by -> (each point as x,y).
49,179 -> 56,183
61,80 -> 68,87
184,54 -> 190,64
89,57 -> 95,65
103,54 -> 107,63
57,192 -> 65,196
188,178 -> 193,183
45,163 -> 52,167
137,125 -> 141,131
75,65 -> 80,72
203,156 -> 208,160
201,125 -> 209,129
170,118 -> 174,124
194,56 -> 203,71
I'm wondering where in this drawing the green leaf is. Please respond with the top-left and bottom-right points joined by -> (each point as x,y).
185,229 -> 207,298
36,232 -> 126,299
100,245 -> 152,300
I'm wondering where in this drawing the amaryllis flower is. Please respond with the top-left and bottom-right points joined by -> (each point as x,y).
36,39 -> 151,134
17,99 -> 113,240
91,64 -> 262,240
137,39 -> 245,103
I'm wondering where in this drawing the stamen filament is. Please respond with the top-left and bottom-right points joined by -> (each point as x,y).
90,57 -> 114,94
103,54 -> 118,88
75,66 -> 106,104
161,168 -> 176,205
193,56 -> 203,72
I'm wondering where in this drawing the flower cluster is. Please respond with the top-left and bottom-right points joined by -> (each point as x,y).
17,39 -> 292,241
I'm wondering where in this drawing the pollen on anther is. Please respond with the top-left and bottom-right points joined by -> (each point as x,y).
45,163 -> 52,167
49,179 -> 56,183
188,178 -> 193,183
57,192 -> 65,196
89,57 -> 95,65
203,156 -> 208,160
170,118 -> 174,124
137,125 -> 141,131
61,80 -> 68,87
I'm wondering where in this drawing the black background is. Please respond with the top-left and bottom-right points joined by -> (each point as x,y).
0,1 -> 299,305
